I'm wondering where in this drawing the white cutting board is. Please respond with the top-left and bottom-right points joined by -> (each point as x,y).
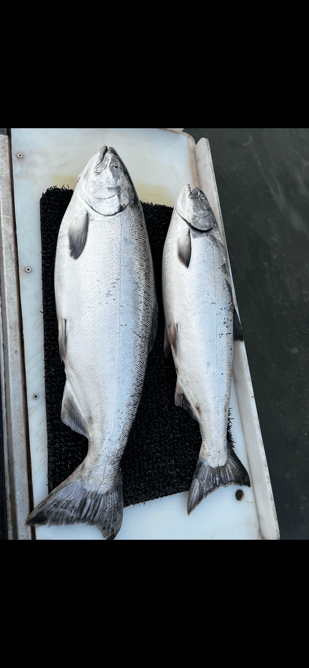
10,128 -> 279,539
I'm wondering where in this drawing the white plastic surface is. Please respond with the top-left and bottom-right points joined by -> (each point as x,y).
10,128 -> 279,539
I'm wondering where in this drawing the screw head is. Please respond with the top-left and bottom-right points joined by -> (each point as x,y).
17,152 -> 24,159
33,393 -> 39,400
25,266 -> 32,273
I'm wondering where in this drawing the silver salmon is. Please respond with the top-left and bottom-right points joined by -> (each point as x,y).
162,184 -> 250,514
26,146 -> 157,539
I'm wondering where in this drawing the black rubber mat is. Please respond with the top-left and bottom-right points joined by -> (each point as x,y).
40,187 -> 234,508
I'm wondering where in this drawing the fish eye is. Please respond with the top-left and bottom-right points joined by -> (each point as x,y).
200,193 -> 205,200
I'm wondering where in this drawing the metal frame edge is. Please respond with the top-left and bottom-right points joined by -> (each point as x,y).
0,133 -> 34,539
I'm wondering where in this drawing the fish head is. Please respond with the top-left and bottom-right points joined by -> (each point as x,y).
176,184 -> 216,231
78,146 -> 138,215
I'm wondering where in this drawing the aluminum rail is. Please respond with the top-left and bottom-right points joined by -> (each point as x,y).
0,133 -> 34,539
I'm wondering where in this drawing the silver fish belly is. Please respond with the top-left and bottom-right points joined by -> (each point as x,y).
162,184 -> 250,514
26,146 -> 157,539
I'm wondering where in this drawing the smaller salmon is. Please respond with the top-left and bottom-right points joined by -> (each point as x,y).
162,184 -> 250,514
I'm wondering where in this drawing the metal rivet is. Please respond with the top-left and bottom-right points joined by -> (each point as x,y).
33,393 -> 39,400
17,152 -> 24,159
25,266 -> 32,273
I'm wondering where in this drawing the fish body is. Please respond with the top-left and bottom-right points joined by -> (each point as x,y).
162,184 -> 250,514
27,146 -> 157,539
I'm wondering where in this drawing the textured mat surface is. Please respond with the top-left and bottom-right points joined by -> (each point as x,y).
40,187 -> 234,508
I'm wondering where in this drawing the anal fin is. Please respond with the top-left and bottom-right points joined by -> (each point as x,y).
61,381 -> 88,438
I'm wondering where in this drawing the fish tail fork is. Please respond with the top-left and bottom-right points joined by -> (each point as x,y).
26,465 -> 123,540
187,446 -> 250,515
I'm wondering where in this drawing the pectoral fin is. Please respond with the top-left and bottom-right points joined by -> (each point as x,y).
178,228 -> 191,268
68,209 -> 89,259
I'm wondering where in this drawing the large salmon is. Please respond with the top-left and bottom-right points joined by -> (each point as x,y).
26,146 -> 157,539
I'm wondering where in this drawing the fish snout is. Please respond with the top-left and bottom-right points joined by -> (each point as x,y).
188,186 -> 207,202
103,147 -> 120,168
94,146 -> 108,172
80,145 -> 136,213
188,185 -> 198,199
94,148 -> 122,191
106,146 -> 118,156
99,145 -> 108,161
95,146 -> 119,173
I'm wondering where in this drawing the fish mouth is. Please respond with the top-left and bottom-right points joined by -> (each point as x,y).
96,189 -> 119,201
189,222 -> 213,233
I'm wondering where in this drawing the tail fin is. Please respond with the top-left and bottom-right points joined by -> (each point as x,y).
26,466 -> 123,540
187,445 -> 250,515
